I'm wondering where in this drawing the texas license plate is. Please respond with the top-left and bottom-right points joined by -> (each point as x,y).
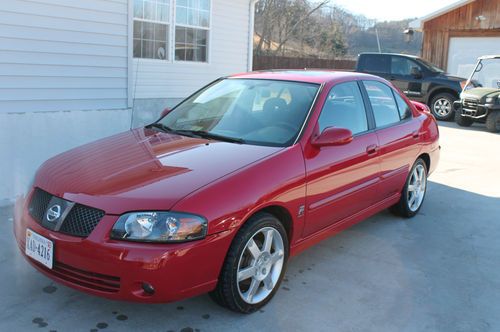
25,229 -> 54,269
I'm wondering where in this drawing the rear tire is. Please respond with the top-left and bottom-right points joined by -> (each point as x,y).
486,111 -> 500,133
390,158 -> 428,218
430,93 -> 456,121
455,110 -> 474,127
209,212 -> 289,313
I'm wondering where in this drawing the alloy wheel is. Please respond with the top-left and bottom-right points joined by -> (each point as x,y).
433,98 -> 452,117
237,227 -> 285,304
407,164 -> 427,212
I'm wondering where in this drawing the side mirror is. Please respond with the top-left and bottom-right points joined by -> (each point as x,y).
411,67 -> 422,79
312,127 -> 353,147
160,107 -> 172,118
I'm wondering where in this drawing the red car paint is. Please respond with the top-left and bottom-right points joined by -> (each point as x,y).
14,70 -> 440,303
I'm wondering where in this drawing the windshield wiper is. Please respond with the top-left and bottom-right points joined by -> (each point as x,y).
175,130 -> 245,144
145,123 -> 174,133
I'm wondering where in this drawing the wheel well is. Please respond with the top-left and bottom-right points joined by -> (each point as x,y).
427,88 -> 459,105
418,153 -> 431,173
260,205 -> 293,241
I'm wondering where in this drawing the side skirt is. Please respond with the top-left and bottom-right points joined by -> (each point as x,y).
290,193 -> 401,257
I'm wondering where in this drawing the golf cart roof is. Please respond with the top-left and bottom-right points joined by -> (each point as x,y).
479,55 -> 500,60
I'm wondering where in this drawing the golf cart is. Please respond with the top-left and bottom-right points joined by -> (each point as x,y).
454,55 -> 500,133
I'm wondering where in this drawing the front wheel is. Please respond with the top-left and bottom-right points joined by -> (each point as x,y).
430,93 -> 456,121
210,213 -> 289,313
455,110 -> 474,127
390,159 -> 428,218
486,111 -> 500,133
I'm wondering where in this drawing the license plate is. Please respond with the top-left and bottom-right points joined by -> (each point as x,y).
25,229 -> 54,269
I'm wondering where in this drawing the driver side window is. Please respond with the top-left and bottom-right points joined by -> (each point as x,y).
317,82 -> 369,135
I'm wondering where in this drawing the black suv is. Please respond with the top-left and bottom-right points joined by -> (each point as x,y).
356,53 -> 467,121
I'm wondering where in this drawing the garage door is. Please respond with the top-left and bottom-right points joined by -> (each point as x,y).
447,37 -> 500,78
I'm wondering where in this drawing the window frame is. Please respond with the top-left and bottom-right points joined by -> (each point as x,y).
390,55 -> 423,77
360,80 -> 410,130
316,81 -> 371,136
132,0 -> 212,64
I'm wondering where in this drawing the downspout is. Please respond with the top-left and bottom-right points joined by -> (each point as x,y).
247,0 -> 258,72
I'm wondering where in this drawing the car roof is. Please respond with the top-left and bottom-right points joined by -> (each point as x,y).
228,70 -> 377,84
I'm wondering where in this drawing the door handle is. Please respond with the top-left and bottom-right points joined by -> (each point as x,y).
412,131 -> 421,139
366,144 -> 378,155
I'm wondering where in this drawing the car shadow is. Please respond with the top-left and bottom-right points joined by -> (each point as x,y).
1,181 -> 499,331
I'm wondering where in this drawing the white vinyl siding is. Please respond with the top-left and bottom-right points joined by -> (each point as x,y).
0,0 -> 130,113
132,0 -> 250,99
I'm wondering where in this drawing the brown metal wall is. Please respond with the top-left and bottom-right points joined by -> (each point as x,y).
421,0 -> 500,69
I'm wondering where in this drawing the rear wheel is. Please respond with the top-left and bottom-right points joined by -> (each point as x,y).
455,110 -> 474,127
430,93 -> 456,121
390,159 -> 428,218
486,111 -> 500,133
210,213 -> 288,313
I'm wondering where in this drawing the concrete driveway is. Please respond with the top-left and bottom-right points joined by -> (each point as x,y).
1,122 -> 499,332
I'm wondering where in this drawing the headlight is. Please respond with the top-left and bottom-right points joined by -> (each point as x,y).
460,80 -> 473,91
486,97 -> 499,104
110,212 -> 207,243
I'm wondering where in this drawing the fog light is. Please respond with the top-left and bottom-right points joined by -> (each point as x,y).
142,282 -> 155,295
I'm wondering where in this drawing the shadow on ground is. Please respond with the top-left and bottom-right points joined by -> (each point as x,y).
1,181 -> 499,332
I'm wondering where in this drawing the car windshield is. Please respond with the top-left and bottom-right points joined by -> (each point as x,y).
157,78 -> 320,147
417,58 -> 445,73
470,58 -> 500,89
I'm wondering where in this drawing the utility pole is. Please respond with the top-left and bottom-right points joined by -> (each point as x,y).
375,27 -> 381,53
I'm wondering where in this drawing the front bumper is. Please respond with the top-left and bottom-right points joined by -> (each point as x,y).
454,100 -> 500,119
13,194 -> 234,303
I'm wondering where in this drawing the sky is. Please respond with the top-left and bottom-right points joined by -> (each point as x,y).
331,0 -> 460,21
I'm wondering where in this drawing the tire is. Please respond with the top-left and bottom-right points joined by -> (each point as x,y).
430,93 -> 456,121
209,212 -> 289,313
390,158 -> 428,218
454,110 -> 474,127
486,111 -> 500,133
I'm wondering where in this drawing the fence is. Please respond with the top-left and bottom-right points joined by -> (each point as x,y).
253,55 -> 356,71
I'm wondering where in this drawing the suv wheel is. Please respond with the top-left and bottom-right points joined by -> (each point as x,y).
454,110 -> 474,127
486,111 -> 500,133
210,212 -> 288,313
430,93 -> 455,121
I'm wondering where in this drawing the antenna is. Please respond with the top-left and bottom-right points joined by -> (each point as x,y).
130,59 -> 140,129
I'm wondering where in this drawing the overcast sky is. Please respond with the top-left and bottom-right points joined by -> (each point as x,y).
331,0 -> 460,21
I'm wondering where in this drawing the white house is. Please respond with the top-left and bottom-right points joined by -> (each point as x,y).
0,0 -> 257,205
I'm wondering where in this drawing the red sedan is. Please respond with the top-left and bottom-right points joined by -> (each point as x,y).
14,70 -> 440,313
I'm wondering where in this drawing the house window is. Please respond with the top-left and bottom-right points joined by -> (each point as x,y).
133,0 -> 170,60
175,0 -> 210,62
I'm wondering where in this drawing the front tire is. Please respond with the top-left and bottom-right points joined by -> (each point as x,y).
486,111 -> 500,133
455,110 -> 474,127
390,159 -> 428,218
210,212 -> 289,313
430,93 -> 456,121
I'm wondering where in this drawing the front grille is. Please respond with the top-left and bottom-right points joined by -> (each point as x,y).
59,204 -> 105,237
28,188 -> 105,238
37,260 -> 120,293
463,98 -> 479,110
28,188 -> 52,222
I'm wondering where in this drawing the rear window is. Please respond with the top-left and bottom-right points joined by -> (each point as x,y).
358,54 -> 390,74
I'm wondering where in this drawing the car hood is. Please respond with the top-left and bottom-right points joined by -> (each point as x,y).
461,88 -> 500,101
437,73 -> 465,82
35,128 -> 281,214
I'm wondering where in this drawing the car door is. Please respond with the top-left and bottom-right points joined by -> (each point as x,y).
361,80 -> 421,202
303,81 -> 381,237
389,56 -> 424,102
